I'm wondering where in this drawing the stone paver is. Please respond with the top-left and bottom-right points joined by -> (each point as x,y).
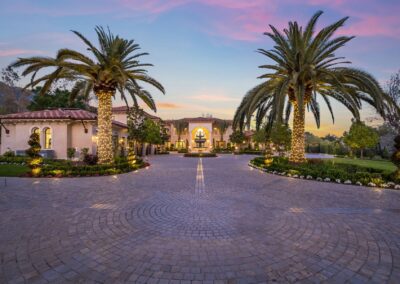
1,154 -> 400,283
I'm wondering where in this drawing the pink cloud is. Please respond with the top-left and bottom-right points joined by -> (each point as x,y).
339,15 -> 400,38
3,0 -> 400,41
0,49 -> 43,57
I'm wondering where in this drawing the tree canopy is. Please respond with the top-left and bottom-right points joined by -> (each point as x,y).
343,120 -> 379,158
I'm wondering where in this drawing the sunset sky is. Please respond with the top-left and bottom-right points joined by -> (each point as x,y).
0,0 -> 399,136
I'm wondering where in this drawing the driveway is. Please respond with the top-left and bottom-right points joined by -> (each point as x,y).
0,154 -> 399,283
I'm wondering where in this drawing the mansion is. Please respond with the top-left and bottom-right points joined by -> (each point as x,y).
0,106 -> 243,158
164,117 -> 234,152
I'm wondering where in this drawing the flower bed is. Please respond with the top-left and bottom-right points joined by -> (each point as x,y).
250,156 -> 400,189
184,153 -> 217,158
0,155 -> 147,178
37,157 -> 146,177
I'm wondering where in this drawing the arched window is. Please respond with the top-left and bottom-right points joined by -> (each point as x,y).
43,128 -> 52,149
31,127 -> 40,142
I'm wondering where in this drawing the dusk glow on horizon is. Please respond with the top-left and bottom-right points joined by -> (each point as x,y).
1,0 -> 399,136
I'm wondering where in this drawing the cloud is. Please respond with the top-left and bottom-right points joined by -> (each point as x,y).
2,0 -> 400,41
157,102 -> 182,109
0,49 -> 43,57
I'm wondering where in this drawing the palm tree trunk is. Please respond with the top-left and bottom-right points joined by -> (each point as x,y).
96,91 -> 114,164
289,103 -> 306,163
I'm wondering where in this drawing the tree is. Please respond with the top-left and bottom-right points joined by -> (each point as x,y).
143,119 -> 162,145
12,26 -> 165,164
383,70 -> 400,133
270,123 -> 291,156
127,107 -> 146,163
229,131 -> 246,147
27,88 -> 89,111
0,66 -> 31,114
343,120 -> 379,159
173,120 -> 188,148
26,133 -> 42,176
322,134 -> 338,142
252,128 -> 267,149
233,11 -> 388,163
159,121 -> 170,150
215,120 -> 230,143
382,70 -> 400,178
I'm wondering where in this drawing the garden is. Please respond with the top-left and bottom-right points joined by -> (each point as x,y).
250,156 -> 399,189
0,133 -> 147,178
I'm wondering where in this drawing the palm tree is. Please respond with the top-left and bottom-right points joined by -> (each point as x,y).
233,11 -> 389,163
12,26 -> 165,164
173,120 -> 188,149
215,120 -> 230,145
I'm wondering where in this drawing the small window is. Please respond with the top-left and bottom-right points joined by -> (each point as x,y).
31,127 -> 40,142
43,128 -> 52,149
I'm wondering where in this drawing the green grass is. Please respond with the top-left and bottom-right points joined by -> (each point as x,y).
332,157 -> 396,173
0,164 -> 30,177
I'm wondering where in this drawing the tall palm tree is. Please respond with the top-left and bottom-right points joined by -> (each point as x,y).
216,120 -> 230,143
12,26 -> 165,164
173,120 -> 188,148
233,11 -> 389,163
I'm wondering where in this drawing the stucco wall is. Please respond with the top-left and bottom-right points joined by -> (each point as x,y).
113,113 -> 127,125
69,122 -> 96,157
1,120 -> 70,158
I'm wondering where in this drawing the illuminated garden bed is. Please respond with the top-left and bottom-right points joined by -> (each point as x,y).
184,152 -> 217,158
0,156 -> 147,178
250,156 -> 400,189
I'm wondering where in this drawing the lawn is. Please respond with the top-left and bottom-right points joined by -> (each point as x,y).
332,157 -> 396,173
0,164 -> 30,177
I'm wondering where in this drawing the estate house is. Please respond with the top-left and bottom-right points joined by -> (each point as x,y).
0,106 -> 251,158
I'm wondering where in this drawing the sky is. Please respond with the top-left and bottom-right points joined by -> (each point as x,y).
0,0 -> 399,136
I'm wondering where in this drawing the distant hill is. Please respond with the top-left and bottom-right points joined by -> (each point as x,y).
0,82 -> 33,114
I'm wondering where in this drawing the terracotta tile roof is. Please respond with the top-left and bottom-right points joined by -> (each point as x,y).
112,120 -> 128,129
0,108 -> 127,129
0,108 -> 97,120
111,105 -> 160,120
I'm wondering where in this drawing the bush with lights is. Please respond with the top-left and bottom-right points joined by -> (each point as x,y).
25,132 -> 43,176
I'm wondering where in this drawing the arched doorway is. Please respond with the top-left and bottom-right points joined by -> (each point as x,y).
191,127 -> 211,151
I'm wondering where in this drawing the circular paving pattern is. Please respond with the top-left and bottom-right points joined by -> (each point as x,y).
0,155 -> 400,283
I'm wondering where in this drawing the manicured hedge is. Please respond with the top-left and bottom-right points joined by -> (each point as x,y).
212,148 -> 233,154
184,153 -> 217,158
250,156 -> 397,187
235,150 -> 264,155
40,158 -> 145,177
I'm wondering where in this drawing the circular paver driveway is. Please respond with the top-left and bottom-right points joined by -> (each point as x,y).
1,155 -> 400,283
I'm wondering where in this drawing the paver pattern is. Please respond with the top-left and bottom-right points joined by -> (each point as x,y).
1,154 -> 400,283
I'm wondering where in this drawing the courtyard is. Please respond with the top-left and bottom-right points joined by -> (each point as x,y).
0,154 -> 399,283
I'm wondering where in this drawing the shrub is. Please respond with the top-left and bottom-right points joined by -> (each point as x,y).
3,150 -> 15,157
67,148 -> 76,160
26,133 -> 43,176
252,156 -> 396,186
83,154 -> 98,165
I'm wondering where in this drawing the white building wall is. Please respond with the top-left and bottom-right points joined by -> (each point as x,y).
70,122 -> 96,156
112,113 -> 127,124
1,121 -> 70,159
